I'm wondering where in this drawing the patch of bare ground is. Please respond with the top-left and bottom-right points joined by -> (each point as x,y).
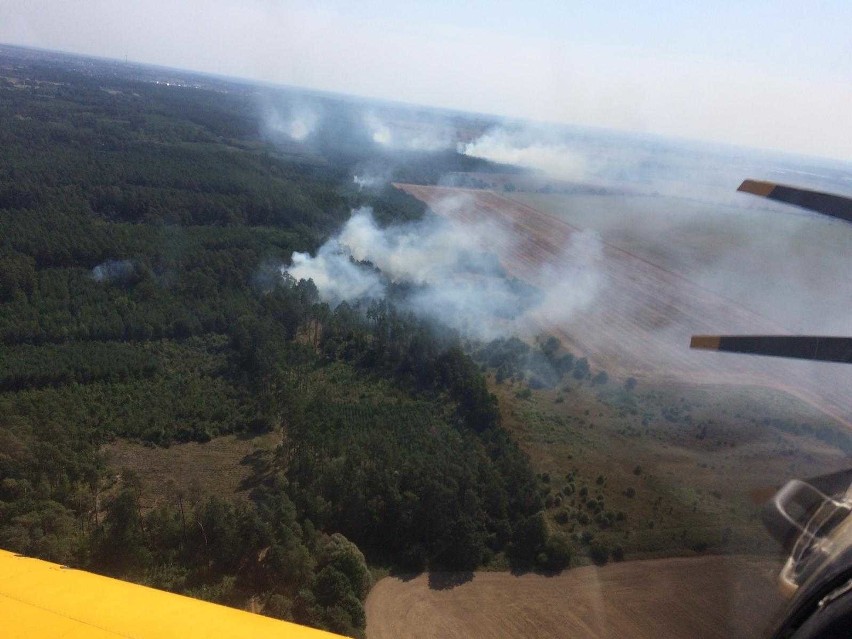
366,555 -> 784,639
103,432 -> 280,509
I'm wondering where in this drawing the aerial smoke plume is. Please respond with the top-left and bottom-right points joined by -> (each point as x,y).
364,112 -> 453,152
284,203 -> 603,340
459,127 -> 589,182
91,259 -> 135,283
458,123 -> 852,205
258,92 -> 458,157
261,101 -> 319,142
352,172 -> 388,191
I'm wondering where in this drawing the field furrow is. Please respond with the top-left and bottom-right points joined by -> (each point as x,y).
398,184 -> 852,429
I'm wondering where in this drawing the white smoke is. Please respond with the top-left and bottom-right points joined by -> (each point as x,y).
364,112 -> 453,152
365,113 -> 393,147
262,103 -> 319,141
353,174 -> 385,190
525,230 -> 603,327
458,124 -> 852,208
289,238 -> 385,302
459,127 -> 589,181
91,259 -> 135,283
283,204 -> 603,339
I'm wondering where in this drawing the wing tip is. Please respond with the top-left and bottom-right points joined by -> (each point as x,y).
690,335 -> 722,351
738,179 -> 777,197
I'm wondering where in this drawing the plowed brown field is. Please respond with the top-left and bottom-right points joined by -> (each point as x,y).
366,555 -> 783,639
398,185 -> 852,429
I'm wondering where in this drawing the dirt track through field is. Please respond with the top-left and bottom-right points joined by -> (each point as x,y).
398,185 -> 852,429
366,556 -> 784,639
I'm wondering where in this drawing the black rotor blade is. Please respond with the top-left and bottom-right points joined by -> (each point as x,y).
739,179 -> 852,224
690,335 -> 852,364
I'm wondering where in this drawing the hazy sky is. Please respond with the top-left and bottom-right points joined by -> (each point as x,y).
2,1 -> 851,161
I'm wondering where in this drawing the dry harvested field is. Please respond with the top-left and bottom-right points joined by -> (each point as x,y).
104,432 -> 279,509
366,555 -> 784,639
398,184 -> 852,429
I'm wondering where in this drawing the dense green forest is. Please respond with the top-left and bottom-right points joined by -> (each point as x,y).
0,47 -> 546,637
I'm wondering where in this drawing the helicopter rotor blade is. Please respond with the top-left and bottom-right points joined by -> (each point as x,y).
690,335 -> 852,364
739,179 -> 852,224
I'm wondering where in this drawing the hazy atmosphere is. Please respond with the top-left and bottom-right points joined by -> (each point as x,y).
3,0 -> 852,160
4,5 -> 852,638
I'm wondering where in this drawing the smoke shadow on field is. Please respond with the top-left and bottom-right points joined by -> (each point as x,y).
427,571 -> 474,590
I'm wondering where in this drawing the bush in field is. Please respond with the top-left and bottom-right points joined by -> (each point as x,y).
541,533 -> 573,572
541,336 -> 561,358
692,541 -> 709,553
554,509 -> 571,525
508,512 -> 549,565
264,594 -> 293,620
589,541 -> 610,566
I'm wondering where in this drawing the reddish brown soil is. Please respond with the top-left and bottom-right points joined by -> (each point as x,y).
366,555 -> 784,639
398,185 -> 852,429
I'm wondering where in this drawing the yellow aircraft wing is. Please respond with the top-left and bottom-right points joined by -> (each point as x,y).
0,549 -> 343,639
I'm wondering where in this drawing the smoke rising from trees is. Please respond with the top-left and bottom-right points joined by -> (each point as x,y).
284,205 -> 603,340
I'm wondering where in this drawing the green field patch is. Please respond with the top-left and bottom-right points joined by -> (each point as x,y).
490,372 -> 850,562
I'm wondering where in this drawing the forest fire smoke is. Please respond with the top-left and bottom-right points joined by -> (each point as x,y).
284,203 -> 603,340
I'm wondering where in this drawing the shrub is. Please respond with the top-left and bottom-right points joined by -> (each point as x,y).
541,533 -> 573,571
264,594 -> 293,620
589,541 -> 610,566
